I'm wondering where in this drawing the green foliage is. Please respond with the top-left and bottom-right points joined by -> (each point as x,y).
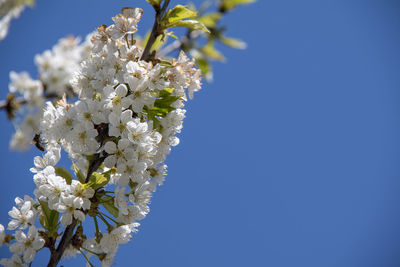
220,0 -> 255,11
88,172 -> 110,190
161,5 -> 209,33
73,164 -> 86,184
195,57 -> 212,80
220,36 -> 247,49
152,34 -> 169,51
54,166 -> 73,185
142,88 -> 181,131
146,0 -> 161,7
17,0 -> 35,7
143,88 -> 181,128
101,196 -> 119,218
201,40 -> 225,61
197,12 -> 222,28
39,201 -> 59,236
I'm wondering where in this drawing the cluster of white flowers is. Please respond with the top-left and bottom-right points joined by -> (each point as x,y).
8,35 -> 91,151
0,0 -> 33,41
0,7 -> 201,266
0,196 -> 44,266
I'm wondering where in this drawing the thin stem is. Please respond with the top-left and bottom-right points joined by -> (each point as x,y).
94,216 -> 100,236
125,35 -> 130,49
99,211 -> 118,224
80,249 -> 95,267
81,247 -> 101,257
98,213 -> 112,228
141,0 -> 171,61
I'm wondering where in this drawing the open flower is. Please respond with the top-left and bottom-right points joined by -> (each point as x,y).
8,197 -> 35,230
107,7 -> 143,40
9,226 -> 45,263
104,139 -> 135,169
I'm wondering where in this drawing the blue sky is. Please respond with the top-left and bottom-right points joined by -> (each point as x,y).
1,0 -> 400,266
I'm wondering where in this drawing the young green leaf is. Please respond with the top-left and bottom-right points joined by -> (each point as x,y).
151,34 -> 169,51
161,5 -> 210,33
163,5 -> 197,24
146,0 -> 161,7
220,36 -> 247,49
172,20 -> 209,32
88,172 -> 110,190
220,0 -> 256,11
195,57 -> 213,81
39,201 -> 59,236
54,166 -> 73,185
201,41 -> 225,61
73,164 -> 86,184
101,196 -> 119,218
197,12 -> 222,28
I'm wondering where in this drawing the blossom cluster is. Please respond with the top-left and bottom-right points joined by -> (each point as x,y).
8,35 -> 90,150
0,7 -> 201,266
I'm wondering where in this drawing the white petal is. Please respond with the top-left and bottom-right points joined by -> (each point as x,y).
74,210 -> 86,222
115,84 -> 127,97
104,155 -> 117,168
104,141 -> 117,154
118,138 -> 130,150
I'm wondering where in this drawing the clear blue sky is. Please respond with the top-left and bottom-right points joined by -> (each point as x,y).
1,0 -> 400,266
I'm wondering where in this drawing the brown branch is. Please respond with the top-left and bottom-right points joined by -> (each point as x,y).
47,219 -> 78,267
141,0 -> 171,62
46,122 -> 110,266
0,96 -> 26,110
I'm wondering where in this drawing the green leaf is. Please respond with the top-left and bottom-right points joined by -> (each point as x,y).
151,34 -> 168,51
161,5 -> 210,33
160,60 -> 173,67
159,87 -> 174,96
143,88 -> 181,131
17,0 -> 35,7
39,201 -> 59,236
88,172 -> 110,190
196,57 -> 213,81
165,31 -> 178,39
164,5 -> 197,24
101,196 -> 119,218
201,41 -> 225,61
172,20 -> 209,33
54,166 -> 73,185
73,164 -> 86,184
220,0 -> 256,11
197,12 -> 221,28
220,36 -> 247,49
146,0 -> 161,7
144,88 -> 181,119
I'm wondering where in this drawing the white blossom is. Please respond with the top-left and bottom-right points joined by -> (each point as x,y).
8,198 -> 35,230
9,226 -> 44,263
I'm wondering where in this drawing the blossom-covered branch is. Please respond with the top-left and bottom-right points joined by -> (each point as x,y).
0,3 -> 203,266
0,1 -> 254,266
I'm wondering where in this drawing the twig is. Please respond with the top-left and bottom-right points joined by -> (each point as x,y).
0,96 -> 26,110
47,219 -> 78,267
141,0 -> 171,61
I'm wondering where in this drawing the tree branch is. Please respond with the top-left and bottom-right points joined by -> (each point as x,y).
141,0 -> 171,61
0,96 -> 25,110
47,220 -> 78,267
